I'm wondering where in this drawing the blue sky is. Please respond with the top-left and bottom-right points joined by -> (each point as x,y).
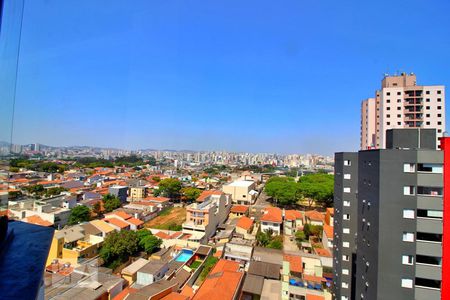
2,0 -> 450,155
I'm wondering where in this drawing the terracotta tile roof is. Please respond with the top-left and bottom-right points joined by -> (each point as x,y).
260,207 -> 282,223
126,217 -> 144,226
303,274 -> 326,283
181,285 -> 194,298
284,254 -> 303,273
113,287 -> 137,300
315,248 -> 332,257
23,215 -> 53,227
155,231 -> 171,239
104,217 -> 130,229
106,211 -> 131,220
90,219 -> 115,233
306,295 -> 325,300
236,216 -> 254,231
230,205 -> 249,214
213,250 -> 223,258
197,190 -> 223,202
323,224 -> 333,239
143,196 -> 170,202
326,207 -> 334,215
132,201 -> 157,207
305,210 -> 325,222
193,259 -> 243,300
161,292 -> 189,300
284,210 -> 303,221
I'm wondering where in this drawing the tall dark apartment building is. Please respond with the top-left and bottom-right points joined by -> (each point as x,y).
333,129 -> 445,300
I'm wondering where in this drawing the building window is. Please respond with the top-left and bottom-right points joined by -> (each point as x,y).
387,114 -> 390,118
387,92 -> 391,96
342,269 -> 349,275
387,99 -> 391,103
397,99 -> 401,103
426,114 -> 430,117
341,296 -> 349,300
416,232 -> 442,243
426,106 -> 430,110
401,279 -> 413,288
438,98 -> 442,102
343,187 -> 351,193
397,122 -> 401,125
387,107 -> 391,110
403,186 -> 415,196
343,228 -> 350,234
402,232 -> 414,242
438,121 -> 442,125
343,201 -> 350,207
438,113 -> 442,117
387,122 -> 390,125
415,278 -> 441,289
344,174 -> 351,179
403,209 -> 415,219
343,242 -> 350,248
438,106 -> 442,110
426,98 -> 430,102
417,186 -> 442,196
343,214 -> 350,220
437,90 -> 442,94
344,160 -> 351,166
403,163 -> 415,173
397,91 -> 401,95
342,282 -> 349,289
343,255 -> 349,261
416,255 -> 441,266
426,91 -> 430,95
417,209 -> 443,219
402,255 -> 414,265
426,122 -> 430,125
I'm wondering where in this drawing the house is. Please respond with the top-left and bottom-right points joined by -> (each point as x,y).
121,258 -> 150,285
322,224 -> 333,251
260,207 -> 283,235
236,216 -> 254,235
104,217 -> 131,231
241,274 -> 265,300
192,259 -> 244,300
136,261 -> 170,286
284,210 -> 303,236
46,225 -> 103,266
222,180 -> 257,205
182,190 -> 231,243
129,186 -> 148,200
104,211 -> 144,230
229,205 -> 249,219
89,219 -> 116,237
248,261 -> 280,280
223,238 -> 254,265
305,211 -> 325,226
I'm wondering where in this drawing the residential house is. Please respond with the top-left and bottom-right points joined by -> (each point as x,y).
121,258 -> 150,285
192,259 -> 244,300
304,211 -> 325,226
260,207 -> 283,235
223,238 -> 254,265
322,224 -> 333,252
89,219 -> 116,237
284,210 -> 303,236
136,261 -> 170,286
229,205 -> 249,219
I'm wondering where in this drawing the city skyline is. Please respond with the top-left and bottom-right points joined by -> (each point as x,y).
2,0 -> 450,155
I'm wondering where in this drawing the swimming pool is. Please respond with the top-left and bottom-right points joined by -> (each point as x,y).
175,249 -> 194,262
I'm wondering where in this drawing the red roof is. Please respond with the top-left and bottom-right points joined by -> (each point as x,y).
284,254 -> 303,273
323,224 -> 333,239
113,287 -> 137,300
260,207 -> 282,223
305,210 -> 325,222
106,211 -> 131,220
126,217 -> 144,226
193,259 -> 243,300
326,207 -> 334,215
103,217 -> 130,229
144,196 -> 171,202
315,248 -> 332,257
230,205 -> 249,214
197,190 -> 223,202
236,216 -> 254,231
306,295 -> 325,300
303,274 -> 327,283
284,210 -> 303,221
161,292 -> 189,300
24,215 -> 53,227
155,231 -> 171,239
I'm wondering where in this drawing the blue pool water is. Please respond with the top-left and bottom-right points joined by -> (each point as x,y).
175,249 -> 193,262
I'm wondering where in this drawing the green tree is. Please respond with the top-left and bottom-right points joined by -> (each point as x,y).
295,230 -> 307,245
298,173 -> 334,207
199,256 -> 219,281
267,236 -> 283,249
264,176 -> 300,206
181,187 -> 201,202
93,201 -> 102,215
136,229 -> 162,254
99,230 -> 140,267
157,178 -> 182,199
103,194 -> 122,212
68,205 -> 91,225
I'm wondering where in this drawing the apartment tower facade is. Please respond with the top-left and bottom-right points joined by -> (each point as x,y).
360,73 -> 445,150
334,129 -> 445,300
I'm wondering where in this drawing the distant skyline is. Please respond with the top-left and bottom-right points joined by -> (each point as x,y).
2,0 -> 450,155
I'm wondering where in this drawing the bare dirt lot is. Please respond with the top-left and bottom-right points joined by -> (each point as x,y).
144,207 -> 186,230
